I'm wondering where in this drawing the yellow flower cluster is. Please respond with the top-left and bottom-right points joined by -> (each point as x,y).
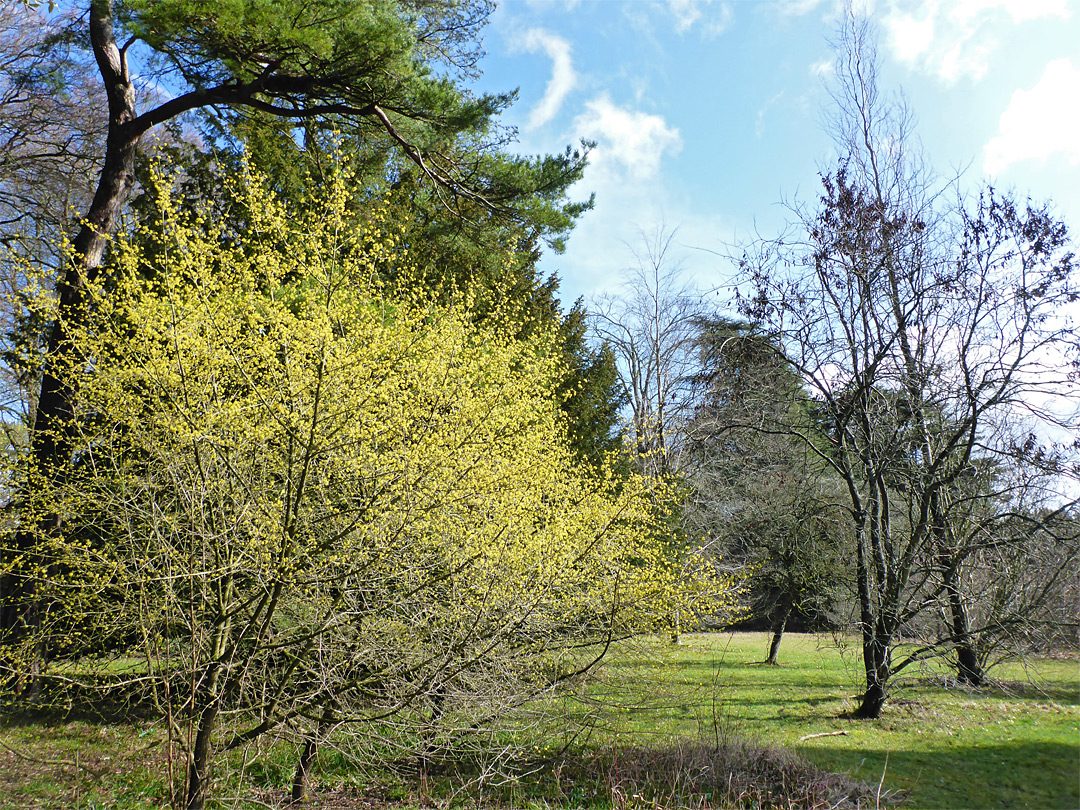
4,160 -> 735,740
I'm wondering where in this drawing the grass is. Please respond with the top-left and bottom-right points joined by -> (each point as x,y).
0,633 -> 1076,809
578,633 -> 1079,810
0,719 -> 174,808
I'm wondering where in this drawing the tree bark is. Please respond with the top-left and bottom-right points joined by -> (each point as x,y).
36,0 -> 140,467
855,625 -> 890,719
947,579 -> 983,686
765,599 -> 792,665
0,0 -> 141,684
291,733 -> 321,803
932,501 -> 985,687
186,701 -> 219,810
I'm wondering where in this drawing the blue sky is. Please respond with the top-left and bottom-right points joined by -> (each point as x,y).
469,0 -> 1080,308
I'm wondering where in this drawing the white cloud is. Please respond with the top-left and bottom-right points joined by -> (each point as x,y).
983,58 -> 1080,175
886,6 -> 934,63
756,91 -> 786,138
668,0 -> 703,31
883,0 -> 1070,83
573,95 -> 683,181
512,29 -> 577,130
992,0 -> 1071,23
773,0 -> 829,16
666,0 -> 734,36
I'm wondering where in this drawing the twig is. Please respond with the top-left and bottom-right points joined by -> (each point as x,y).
876,750 -> 890,810
795,730 -> 850,742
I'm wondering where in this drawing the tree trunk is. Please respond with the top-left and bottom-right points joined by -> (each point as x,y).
292,709 -> 335,803
185,646 -> 229,810
855,625 -> 890,719
856,673 -> 888,719
931,495 -> 985,688
0,0 -> 141,686
852,511 -> 891,719
291,735 -> 319,803
947,581 -> 983,686
855,502 -> 891,720
765,599 -> 792,665
185,703 -> 219,810
33,0 -> 140,473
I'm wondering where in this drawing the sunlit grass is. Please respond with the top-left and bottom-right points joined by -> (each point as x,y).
575,633 -> 1079,810
1,633 -> 1076,809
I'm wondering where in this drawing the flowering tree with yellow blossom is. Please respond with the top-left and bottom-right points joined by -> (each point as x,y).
3,164 -> 735,809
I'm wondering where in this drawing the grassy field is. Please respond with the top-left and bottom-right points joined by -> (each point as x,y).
576,633 -> 1079,810
0,632 -> 1076,809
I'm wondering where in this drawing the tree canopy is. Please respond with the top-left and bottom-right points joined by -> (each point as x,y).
4,161 -> 732,809
0,0 -> 598,654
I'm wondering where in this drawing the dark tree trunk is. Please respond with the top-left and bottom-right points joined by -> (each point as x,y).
855,625 -> 891,719
955,641 -> 983,686
0,0 -> 141,686
291,736 -> 319,803
931,496 -> 985,688
185,702 -> 219,810
856,673 -> 888,719
854,508 -> 892,720
292,711 -> 334,803
33,0 -> 140,473
947,582 -> 984,686
852,511 -> 891,719
184,650 -> 229,810
765,599 -> 792,665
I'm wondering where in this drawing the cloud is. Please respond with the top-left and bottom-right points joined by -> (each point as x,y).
513,29 -> 576,130
756,91 -> 786,138
773,0 -> 830,16
883,0 -> 1070,83
573,95 -> 683,181
885,6 -> 935,63
666,0 -> 734,36
983,58 -> 1080,175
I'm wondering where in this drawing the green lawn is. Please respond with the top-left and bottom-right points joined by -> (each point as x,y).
1,633 -> 1076,809
575,633 -> 1079,810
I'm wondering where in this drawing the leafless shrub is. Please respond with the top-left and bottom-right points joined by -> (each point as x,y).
552,736 -> 897,810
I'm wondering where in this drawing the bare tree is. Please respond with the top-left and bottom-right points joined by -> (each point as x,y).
590,225 -> 709,477
739,11 -> 1078,717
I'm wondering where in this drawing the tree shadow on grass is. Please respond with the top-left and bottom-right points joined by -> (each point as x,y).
799,740 -> 1079,810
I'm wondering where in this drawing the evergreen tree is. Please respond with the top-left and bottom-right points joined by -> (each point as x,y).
1,0 -> 594,683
